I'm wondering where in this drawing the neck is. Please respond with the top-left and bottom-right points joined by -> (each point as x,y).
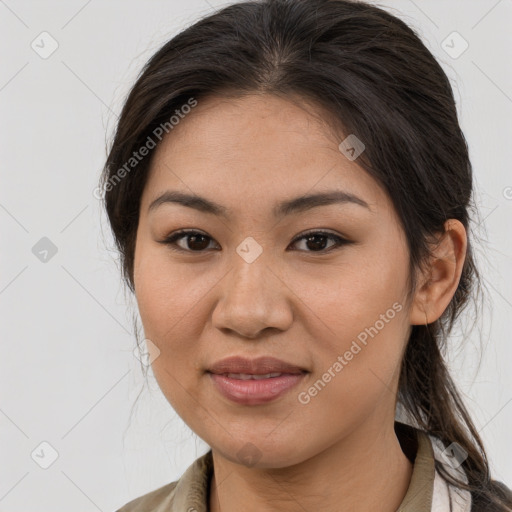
209,420 -> 413,512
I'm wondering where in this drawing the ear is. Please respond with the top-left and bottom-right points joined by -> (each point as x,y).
409,219 -> 467,325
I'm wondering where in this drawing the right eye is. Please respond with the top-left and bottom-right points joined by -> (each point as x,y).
159,229 -> 220,252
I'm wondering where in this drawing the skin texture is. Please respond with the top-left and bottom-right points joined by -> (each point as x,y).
133,93 -> 467,512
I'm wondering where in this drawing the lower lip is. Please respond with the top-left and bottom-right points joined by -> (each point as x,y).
209,372 -> 307,405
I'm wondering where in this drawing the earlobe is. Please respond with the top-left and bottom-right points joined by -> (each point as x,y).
409,219 -> 467,326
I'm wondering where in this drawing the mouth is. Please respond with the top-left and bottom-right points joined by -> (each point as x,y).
206,356 -> 309,405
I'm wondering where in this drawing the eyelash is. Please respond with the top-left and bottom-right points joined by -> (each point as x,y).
160,229 -> 351,254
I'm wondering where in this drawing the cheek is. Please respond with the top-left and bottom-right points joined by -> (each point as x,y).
133,249 -> 198,365
134,244 -> 205,334
133,251 -> 208,417
295,286 -> 408,429
296,246 -> 410,397
296,245 -> 408,343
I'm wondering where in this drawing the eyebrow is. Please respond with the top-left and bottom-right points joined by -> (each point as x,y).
147,190 -> 371,218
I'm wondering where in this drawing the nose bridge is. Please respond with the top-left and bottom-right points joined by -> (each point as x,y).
227,237 -> 272,305
212,237 -> 292,337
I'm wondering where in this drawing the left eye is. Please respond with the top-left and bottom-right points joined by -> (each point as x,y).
160,229 -> 350,253
290,230 -> 350,252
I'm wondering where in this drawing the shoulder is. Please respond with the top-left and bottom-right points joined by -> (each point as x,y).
115,480 -> 179,512
114,450 -> 214,512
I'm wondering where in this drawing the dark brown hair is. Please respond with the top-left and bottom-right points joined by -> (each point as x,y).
100,0 -> 511,509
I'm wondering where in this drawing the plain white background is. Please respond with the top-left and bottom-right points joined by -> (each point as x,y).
1,0 -> 511,510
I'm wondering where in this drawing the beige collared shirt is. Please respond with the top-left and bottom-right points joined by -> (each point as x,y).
115,422 -> 472,512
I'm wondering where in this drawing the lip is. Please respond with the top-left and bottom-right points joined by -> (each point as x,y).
209,373 -> 307,405
207,356 -> 307,375
207,356 -> 308,405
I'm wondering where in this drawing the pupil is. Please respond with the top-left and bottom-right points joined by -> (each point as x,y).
189,234 -> 209,250
307,234 -> 327,251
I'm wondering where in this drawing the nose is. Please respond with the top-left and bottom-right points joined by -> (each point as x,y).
211,250 -> 294,339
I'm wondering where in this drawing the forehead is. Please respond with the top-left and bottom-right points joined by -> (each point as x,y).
141,93 -> 386,215
153,92 -> 343,161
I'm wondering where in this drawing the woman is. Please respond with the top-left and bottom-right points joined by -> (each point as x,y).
101,0 -> 512,510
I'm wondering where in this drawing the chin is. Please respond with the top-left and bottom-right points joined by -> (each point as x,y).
212,438 -> 310,469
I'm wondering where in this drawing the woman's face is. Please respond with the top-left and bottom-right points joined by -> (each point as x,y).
133,93 -> 414,467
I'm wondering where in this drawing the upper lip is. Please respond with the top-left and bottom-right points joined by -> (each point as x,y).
208,356 -> 307,375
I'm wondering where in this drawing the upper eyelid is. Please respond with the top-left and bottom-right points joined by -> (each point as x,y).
166,228 -> 345,240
